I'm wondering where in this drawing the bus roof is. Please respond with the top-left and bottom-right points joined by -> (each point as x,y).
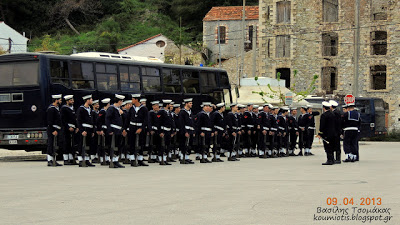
0,53 -> 227,72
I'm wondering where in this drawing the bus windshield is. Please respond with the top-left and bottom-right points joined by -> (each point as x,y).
0,61 -> 39,87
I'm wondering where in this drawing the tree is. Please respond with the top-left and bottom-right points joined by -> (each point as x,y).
34,35 -> 61,53
49,0 -> 102,35
252,70 -> 319,105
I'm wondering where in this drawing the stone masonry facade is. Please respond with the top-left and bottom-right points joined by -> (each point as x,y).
258,0 -> 400,131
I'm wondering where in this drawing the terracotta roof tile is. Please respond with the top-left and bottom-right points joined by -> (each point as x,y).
203,6 -> 259,21
117,34 -> 163,52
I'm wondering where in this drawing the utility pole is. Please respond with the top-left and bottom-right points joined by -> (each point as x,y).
252,26 -> 257,77
218,20 -> 222,68
353,0 -> 360,97
179,17 -> 182,65
8,38 -> 11,53
240,0 -> 246,83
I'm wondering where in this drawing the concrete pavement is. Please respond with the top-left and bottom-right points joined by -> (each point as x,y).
0,142 -> 399,225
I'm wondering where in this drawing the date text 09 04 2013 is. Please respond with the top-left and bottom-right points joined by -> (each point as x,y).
326,197 -> 382,206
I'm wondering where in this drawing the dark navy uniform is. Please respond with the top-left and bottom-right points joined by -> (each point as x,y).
268,113 -> 278,156
319,109 -> 337,164
96,108 -> 108,163
226,111 -> 239,160
105,105 -> 124,162
332,108 -> 342,162
178,108 -> 195,162
297,113 -> 307,155
60,104 -> 77,161
257,110 -> 270,157
196,110 -> 212,161
211,110 -> 225,160
124,104 -> 148,165
304,111 -> 320,155
46,104 -> 62,158
251,111 -> 259,155
242,110 -> 254,155
147,109 -> 160,163
288,114 -> 299,155
277,114 -> 289,156
90,109 -> 100,160
342,109 -> 361,162
76,105 -> 94,161
157,108 -> 174,162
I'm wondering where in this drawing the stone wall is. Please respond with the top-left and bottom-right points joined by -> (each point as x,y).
258,0 -> 400,131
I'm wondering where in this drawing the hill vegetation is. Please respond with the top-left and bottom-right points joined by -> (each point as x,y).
0,0 -> 258,54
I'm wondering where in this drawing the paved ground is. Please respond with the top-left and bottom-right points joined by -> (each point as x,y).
0,142 -> 399,225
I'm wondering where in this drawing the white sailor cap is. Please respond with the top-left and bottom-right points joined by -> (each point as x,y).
140,98 -> 147,102
173,104 -> 181,108
92,100 -> 99,105
216,103 -> 225,107
247,103 -> 253,106
263,103 -> 269,107
307,104 -> 313,108
122,100 -> 131,106
347,103 -> 355,107
183,98 -> 193,103
258,106 -> 263,110
151,100 -> 160,105
269,104 -> 275,109
301,105 -> 308,109
101,98 -> 111,104
202,102 -> 212,107
290,107 -> 298,110
238,104 -> 245,108
322,101 -> 331,107
329,100 -> 338,107
342,104 -> 349,108
52,94 -> 62,99
115,94 -> 125,100
131,94 -> 141,98
163,99 -> 172,104
82,95 -> 92,100
64,95 -> 73,101
253,105 -> 259,108
281,106 -> 290,111
171,101 -> 175,105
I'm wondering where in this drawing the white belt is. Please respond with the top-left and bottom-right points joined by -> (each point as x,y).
130,122 -> 143,126
201,127 -> 212,131
53,125 -> 61,130
279,126 -> 285,130
102,125 -> 107,129
294,128 -> 298,131
299,126 -> 305,129
161,126 -> 171,131
185,126 -> 194,130
271,128 -> 277,131
152,126 -> 158,130
247,125 -> 254,128
111,124 -> 122,130
241,125 -> 245,128
263,127 -> 270,130
308,127 -> 316,130
82,123 -> 93,128
176,128 -> 180,132
344,127 -> 358,131
214,125 -> 224,131
68,123 -> 76,128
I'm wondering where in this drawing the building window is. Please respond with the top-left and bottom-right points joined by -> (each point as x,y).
371,0 -> 388,20
322,33 -> 338,56
276,35 -> 290,58
266,5 -> 271,20
218,26 -> 226,44
371,31 -> 387,55
371,65 -> 386,90
156,40 -> 166,48
276,1 -> 291,24
321,67 -> 337,94
276,68 -> 291,88
245,25 -> 254,51
323,0 -> 338,22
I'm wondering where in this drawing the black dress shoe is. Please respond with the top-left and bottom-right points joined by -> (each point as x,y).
101,162 -> 108,166
165,161 -> 172,165
205,158 -> 212,163
86,161 -> 95,167
334,160 -> 341,164
228,157 -> 236,161
200,159 -> 207,163
259,155 -> 268,159
220,153 -> 226,157
185,159 -> 194,164
79,162 -> 88,167
195,156 -> 201,160
138,160 -> 149,166
167,157 -> 176,162
64,160 -> 72,165
115,162 -> 125,168
233,157 -> 240,161
342,158 -> 352,163
148,158 -> 156,163
92,158 -> 99,163
289,153 -> 296,156
212,158 -> 218,162
217,158 -> 224,162
159,161 -> 167,165
322,161 -> 334,165
109,162 -> 118,168
131,161 -> 139,167
70,160 -> 79,165
297,152 -> 303,156
123,159 -> 131,164
309,152 -> 314,156
304,152 -> 309,156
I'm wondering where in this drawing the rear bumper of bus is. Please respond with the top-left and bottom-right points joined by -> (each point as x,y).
0,129 -> 47,151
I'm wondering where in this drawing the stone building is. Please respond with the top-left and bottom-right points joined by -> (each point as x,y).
203,6 -> 259,63
258,0 -> 400,131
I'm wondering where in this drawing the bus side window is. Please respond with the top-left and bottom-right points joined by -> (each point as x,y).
70,62 -> 95,89
96,63 -> 118,91
120,65 -> 140,92
182,70 -> 199,94
50,60 -> 70,87
142,67 -> 161,92
163,68 -> 182,93
219,72 -> 230,87
200,71 -> 217,93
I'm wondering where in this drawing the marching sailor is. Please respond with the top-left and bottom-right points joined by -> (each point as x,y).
178,98 -> 195,164
46,94 -> 63,166
196,102 -> 214,163
277,107 -> 290,157
226,104 -> 240,161
329,100 -> 342,164
147,101 -> 161,163
90,99 -> 100,163
211,103 -> 226,162
124,94 -> 149,167
60,95 -> 78,165
171,103 -> 181,160
242,104 -> 254,157
97,98 -> 110,165
105,94 -> 126,168
76,94 -> 95,167
297,106 -> 308,156
157,99 -> 174,165
287,107 -> 299,156
341,103 -> 361,162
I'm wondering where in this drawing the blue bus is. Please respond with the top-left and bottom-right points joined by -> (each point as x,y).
0,53 -> 232,152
